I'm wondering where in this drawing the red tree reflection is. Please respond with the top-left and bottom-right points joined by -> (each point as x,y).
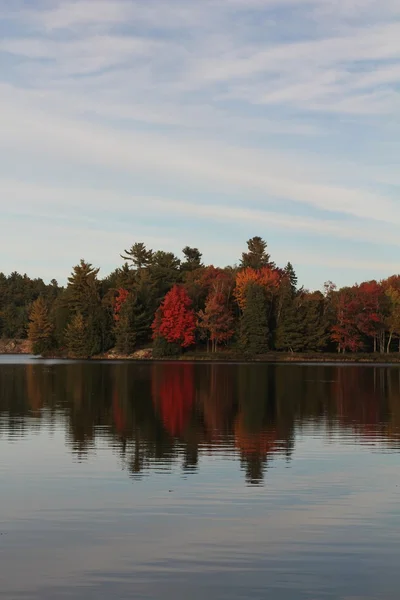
152,364 -> 195,437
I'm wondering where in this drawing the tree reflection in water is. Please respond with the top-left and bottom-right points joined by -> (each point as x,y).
0,362 -> 399,485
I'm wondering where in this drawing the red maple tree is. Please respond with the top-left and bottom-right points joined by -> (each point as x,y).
113,288 -> 129,322
152,285 -> 196,348
198,291 -> 234,352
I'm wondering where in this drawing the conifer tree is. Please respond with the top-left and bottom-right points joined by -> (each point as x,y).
284,262 -> 298,295
28,297 -> 54,355
65,313 -> 90,358
240,283 -> 269,355
181,246 -> 203,272
240,237 -> 274,269
121,242 -> 153,270
115,292 -> 151,354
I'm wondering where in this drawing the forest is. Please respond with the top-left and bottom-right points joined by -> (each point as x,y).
1,236 -> 400,358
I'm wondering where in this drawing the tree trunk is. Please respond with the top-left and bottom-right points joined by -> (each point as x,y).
387,331 -> 393,354
373,336 -> 376,353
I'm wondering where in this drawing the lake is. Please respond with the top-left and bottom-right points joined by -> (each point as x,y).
1,356 -> 400,599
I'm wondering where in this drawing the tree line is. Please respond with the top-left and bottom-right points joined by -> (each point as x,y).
1,236 -> 400,357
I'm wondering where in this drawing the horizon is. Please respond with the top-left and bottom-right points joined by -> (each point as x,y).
1,0 -> 399,289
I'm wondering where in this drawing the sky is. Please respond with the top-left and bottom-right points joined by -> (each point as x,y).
1,0 -> 399,289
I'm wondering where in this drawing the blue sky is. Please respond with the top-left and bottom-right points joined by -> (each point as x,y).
1,0 -> 400,289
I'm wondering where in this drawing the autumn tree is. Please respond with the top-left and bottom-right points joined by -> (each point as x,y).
240,237 -> 274,269
152,285 -> 196,356
198,291 -> 234,352
331,287 -> 364,353
239,283 -> 269,355
385,286 -> 400,352
28,297 -> 54,355
235,267 -> 281,312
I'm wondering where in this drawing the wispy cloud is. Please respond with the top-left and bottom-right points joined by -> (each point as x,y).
0,0 -> 399,286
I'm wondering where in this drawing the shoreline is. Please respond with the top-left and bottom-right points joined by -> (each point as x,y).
2,344 -> 400,365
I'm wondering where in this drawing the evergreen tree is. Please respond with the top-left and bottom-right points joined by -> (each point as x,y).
149,251 -> 182,299
275,300 -> 304,352
65,313 -> 90,358
181,246 -> 203,272
65,260 -> 111,356
66,260 -> 100,316
115,292 -> 152,354
120,242 -> 153,270
240,237 -> 274,269
28,297 -> 54,355
240,283 -> 269,355
284,262 -> 297,295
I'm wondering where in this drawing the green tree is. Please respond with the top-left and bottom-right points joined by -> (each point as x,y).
149,251 -> 182,298
240,237 -> 273,269
65,313 -> 90,358
181,246 -> 203,273
284,262 -> 297,294
66,260 -> 100,315
240,283 -> 269,355
28,297 -> 54,355
115,292 -> 152,354
65,260 -> 111,356
121,242 -> 153,270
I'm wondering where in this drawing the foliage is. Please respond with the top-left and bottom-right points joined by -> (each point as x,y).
239,283 -> 269,355
5,237 -> 400,358
28,297 -> 54,355
152,285 -> 196,350
65,313 -> 90,358
240,236 -> 274,269
235,266 -> 282,311
198,291 -> 234,352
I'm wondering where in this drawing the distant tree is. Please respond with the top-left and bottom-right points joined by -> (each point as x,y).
149,251 -> 182,298
284,262 -> 297,295
65,313 -> 90,358
239,283 -> 269,355
121,242 -> 153,270
28,297 -> 54,355
66,260 -> 100,316
198,291 -> 234,352
235,267 -> 281,312
385,286 -> 400,352
115,291 -> 153,354
181,246 -> 203,273
240,237 -> 274,270
152,285 -> 196,352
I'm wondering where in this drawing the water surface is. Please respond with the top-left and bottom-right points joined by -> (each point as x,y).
1,356 -> 400,599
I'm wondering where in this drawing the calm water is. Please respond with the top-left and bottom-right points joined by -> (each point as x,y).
1,356 -> 400,599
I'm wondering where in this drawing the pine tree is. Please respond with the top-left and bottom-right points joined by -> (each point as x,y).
28,297 -> 54,355
66,260 -> 100,316
275,300 -> 304,352
65,313 -> 90,358
240,283 -> 269,355
120,242 -> 153,270
115,292 -> 152,354
181,246 -> 203,272
284,262 -> 297,295
240,237 -> 274,269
